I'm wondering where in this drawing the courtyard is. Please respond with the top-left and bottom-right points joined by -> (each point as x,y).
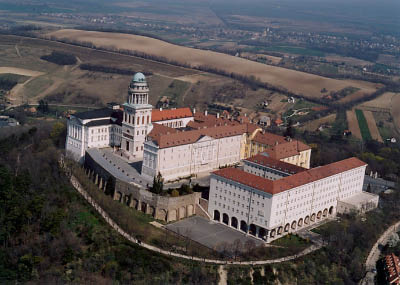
165,216 -> 263,252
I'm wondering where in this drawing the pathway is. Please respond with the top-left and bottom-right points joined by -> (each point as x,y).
218,265 -> 227,285
69,174 -> 323,265
361,221 -> 400,285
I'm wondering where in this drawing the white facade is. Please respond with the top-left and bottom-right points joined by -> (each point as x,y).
65,111 -> 122,163
153,116 -> 194,129
142,133 -> 243,182
207,158 -> 373,242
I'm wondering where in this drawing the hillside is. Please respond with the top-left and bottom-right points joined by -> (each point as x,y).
46,29 -> 380,103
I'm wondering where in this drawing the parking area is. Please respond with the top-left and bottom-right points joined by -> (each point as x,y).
166,216 -> 263,251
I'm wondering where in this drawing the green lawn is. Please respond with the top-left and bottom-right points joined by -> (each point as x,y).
355,109 -> 372,141
271,233 -> 309,248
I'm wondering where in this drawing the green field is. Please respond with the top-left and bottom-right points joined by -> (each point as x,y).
355,109 -> 372,141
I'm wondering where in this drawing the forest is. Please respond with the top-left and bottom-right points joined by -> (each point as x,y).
0,120 -> 218,283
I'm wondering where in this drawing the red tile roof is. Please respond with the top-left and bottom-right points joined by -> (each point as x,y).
252,132 -> 287,146
147,123 -> 179,141
252,132 -> 311,159
245,154 -> 307,174
150,123 -> 250,149
265,140 -> 311,160
385,253 -> 400,284
151,108 -> 193,122
213,157 -> 366,195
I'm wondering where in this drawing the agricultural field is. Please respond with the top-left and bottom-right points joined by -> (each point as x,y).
300,113 -> 336,132
355,109 -> 372,141
346,110 -> 362,140
357,92 -> 400,140
45,29 -> 380,103
0,35 -> 219,108
0,34 -> 299,119
363,110 -> 383,142
392,95 -> 400,134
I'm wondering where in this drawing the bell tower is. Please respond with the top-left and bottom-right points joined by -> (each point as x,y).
121,72 -> 153,159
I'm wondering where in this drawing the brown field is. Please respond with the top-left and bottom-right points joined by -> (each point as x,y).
300,113 -> 336,132
359,92 -> 397,110
46,29 -> 379,102
363,110 -> 383,142
337,80 -> 383,104
346,110 -> 362,139
324,55 -> 372,67
260,54 -> 282,65
1,35 -> 260,112
392,95 -> 400,133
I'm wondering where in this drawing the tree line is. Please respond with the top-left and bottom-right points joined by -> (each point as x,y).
79,63 -> 153,76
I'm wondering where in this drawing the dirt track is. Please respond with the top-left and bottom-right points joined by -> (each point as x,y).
0,67 -> 44,77
46,29 -> 378,101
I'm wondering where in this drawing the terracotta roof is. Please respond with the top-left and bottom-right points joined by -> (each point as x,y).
213,157 -> 366,195
385,253 -> 400,284
245,154 -> 307,174
151,124 -> 249,149
190,113 -> 238,128
252,132 -> 311,159
151,107 -> 193,122
252,132 -> 287,146
235,115 -> 250,124
213,167 -> 275,194
265,140 -> 311,160
147,123 -> 179,141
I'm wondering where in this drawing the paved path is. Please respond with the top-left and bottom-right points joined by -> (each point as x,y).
70,174 -> 323,265
361,221 -> 400,285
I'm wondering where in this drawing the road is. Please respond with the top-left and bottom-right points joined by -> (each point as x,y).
361,221 -> 400,285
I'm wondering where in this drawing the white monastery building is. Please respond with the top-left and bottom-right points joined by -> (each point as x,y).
65,72 -> 379,244
208,153 -> 379,243
65,73 -> 194,163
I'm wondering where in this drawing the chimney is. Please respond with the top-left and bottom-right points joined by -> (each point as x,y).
275,141 -> 279,146
160,107 -> 163,111
205,110 -> 208,116
245,113 -> 247,117
193,108 -> 196,114
217,113 -> 220,118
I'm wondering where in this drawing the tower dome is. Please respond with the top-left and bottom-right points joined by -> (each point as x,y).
132,72 -> 146,83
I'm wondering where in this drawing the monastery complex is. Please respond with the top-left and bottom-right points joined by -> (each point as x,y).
66,73 -> 379,243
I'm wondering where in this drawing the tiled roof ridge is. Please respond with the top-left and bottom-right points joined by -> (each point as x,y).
213,157 -> 366,195
152,123 -> 249,148
151,107 -> 193,122
385,253 -> 400,282
245,154 -> 307,174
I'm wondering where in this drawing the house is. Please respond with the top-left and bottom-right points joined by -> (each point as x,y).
259,116 -> 271,127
